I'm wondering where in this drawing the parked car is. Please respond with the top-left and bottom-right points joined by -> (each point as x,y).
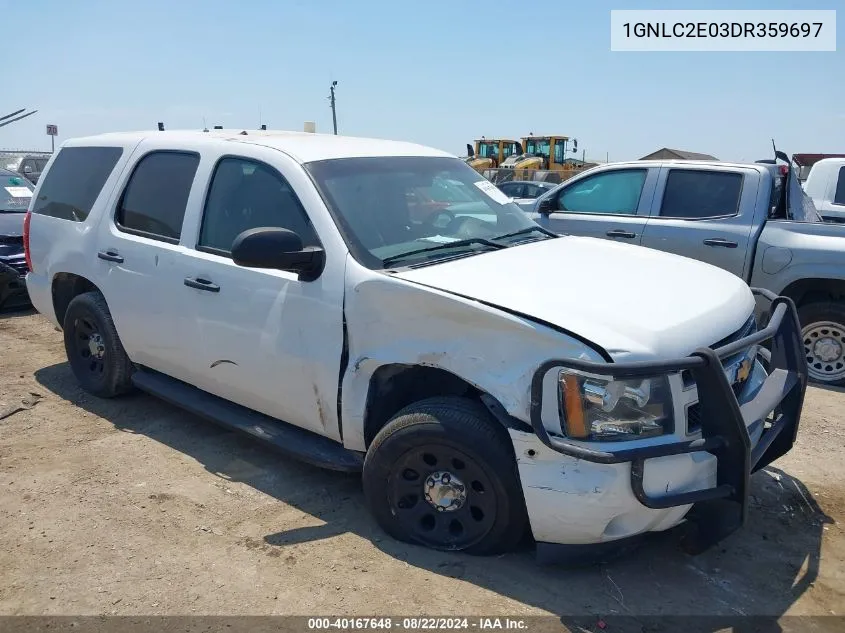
0,168 -> 33,309
15,154 -> 50,184
802,157 -> 845,223
531,157 -> 845,386
24,131 -> 807,561
496,180 -> 557,209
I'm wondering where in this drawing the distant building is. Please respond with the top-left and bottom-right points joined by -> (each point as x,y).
563,157 -> 598,169
640,148 -> 718,161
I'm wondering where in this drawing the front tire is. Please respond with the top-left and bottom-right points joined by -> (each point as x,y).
799,301 -> 845,386
362,397 -> 527,555
63,291 -> 134,398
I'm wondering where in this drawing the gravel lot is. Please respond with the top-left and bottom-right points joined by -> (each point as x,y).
1,309 -> 843,624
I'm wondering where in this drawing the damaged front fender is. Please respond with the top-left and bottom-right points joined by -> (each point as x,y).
339,267 -> 604,452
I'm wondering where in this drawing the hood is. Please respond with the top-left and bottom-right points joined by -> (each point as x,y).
394,236 -> 755,361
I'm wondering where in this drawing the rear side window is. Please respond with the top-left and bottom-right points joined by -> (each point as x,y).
660,170 -> 743,219
32,147 -> 123,221
116,151 -> 200,242
834,166 -> 845,205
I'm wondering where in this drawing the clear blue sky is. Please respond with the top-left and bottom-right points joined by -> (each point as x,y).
2,0 -> 842,162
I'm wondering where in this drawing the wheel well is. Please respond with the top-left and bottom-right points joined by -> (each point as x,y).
52,273 -> 99,328
780,278 -> 845,308
363,365 -> 508,447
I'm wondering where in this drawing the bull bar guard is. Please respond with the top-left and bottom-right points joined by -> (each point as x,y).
528,289 -> 808,553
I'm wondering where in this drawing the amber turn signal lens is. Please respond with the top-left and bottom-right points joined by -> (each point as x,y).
561,374 -> 588,439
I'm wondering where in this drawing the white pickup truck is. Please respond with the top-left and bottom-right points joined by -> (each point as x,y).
803,157 -> 845,222
23,130 -> 807,562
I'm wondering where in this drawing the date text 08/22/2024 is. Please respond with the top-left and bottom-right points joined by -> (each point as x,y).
307,618 -> 528,630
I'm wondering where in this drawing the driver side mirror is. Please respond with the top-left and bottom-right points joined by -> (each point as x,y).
231,227 -> 325,282
537,197 -> 554,214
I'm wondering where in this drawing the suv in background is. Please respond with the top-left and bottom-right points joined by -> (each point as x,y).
0,168 -> 34,309
23,130 -> 806,562
17,154 -> 50,184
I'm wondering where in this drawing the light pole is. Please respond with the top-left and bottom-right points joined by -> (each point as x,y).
329,81 -> 338,135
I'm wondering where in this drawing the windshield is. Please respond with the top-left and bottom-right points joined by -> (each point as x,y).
525,139 -> 551,158
1,173 -> 34,212
305,156 -> 552,269
477,142 -> 498,158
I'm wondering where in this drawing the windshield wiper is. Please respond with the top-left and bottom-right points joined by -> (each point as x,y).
492,226 -> 558,242
382,238 -> 506,268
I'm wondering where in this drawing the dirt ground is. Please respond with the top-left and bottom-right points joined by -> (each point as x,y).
1,309 -> 844,623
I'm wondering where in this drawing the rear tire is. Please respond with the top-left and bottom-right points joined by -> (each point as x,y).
363,397 -> 527,555
798,301 -> 845,386
63,291 -> 134,398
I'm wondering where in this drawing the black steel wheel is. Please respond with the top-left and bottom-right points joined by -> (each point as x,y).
63,291 -> 134,398
363,397 -> 527,555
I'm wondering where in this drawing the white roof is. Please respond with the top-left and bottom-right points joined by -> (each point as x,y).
63,129 -> 454,163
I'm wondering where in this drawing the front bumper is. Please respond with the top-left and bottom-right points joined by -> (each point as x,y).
527,289 -> 808,554
0,256 -> 29,309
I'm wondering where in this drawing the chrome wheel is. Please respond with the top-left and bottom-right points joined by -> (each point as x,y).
802,321 -> 845,383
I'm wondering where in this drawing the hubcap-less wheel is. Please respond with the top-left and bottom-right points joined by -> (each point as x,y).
389,446 -> 496,550
802,321 -> 845,383
74,316 -> 107,377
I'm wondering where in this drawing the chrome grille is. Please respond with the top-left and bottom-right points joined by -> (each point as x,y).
686,314 -> 759,434
0,257 -> 27,277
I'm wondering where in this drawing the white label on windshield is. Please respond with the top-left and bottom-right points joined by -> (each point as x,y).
474,180 -> 511,205
5,186 -> 32,198
420,235 -> 461,243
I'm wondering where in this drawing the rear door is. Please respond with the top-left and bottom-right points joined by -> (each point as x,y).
94,141 -> 202,380
535,166 -> 658,244
639,165 -> 759,279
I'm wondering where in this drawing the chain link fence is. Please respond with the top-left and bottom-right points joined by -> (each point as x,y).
480,166 -> 593,185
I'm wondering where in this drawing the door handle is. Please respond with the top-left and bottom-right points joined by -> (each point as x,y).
97,250 -> 124,263
606,229 -> 637,239
703,238 -> 738,248
184,277 -> 220,293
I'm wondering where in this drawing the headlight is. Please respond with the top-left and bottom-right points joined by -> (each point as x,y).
558,369 -> 674,441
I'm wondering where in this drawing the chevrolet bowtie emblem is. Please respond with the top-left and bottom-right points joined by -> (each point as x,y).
736,357 -> 752,383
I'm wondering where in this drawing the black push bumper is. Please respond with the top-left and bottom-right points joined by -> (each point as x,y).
529,289 -> 808,553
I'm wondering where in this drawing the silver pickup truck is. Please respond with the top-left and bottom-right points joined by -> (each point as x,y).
530,157 -> 845,386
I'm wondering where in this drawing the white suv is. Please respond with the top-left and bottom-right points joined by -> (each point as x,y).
23,130 -> 807,562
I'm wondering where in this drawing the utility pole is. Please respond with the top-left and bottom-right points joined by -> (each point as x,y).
329,80 -> 338,135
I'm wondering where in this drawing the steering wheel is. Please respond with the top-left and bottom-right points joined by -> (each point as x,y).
421,209 -> 455,233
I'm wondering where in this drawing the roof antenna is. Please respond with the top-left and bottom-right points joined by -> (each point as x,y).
202,117 -> 209,133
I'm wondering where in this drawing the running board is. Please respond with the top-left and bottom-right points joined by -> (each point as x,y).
131,368 -> 363,472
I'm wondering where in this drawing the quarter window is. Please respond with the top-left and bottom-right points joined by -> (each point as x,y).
198,157 -> 318,255
834,166 -> 845,206
559,169 -> 647,215
32,146 -> 123,222
116,151 -> 200,241
659,170 -> 743,219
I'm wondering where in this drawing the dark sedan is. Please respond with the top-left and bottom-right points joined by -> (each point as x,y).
0,168 -> 33,309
